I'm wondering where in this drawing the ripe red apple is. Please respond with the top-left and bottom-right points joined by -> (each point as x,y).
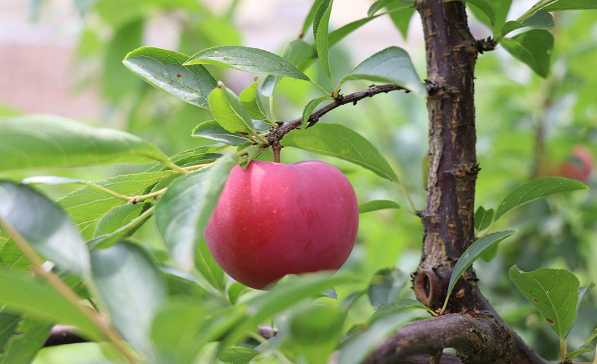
204,160 -> 359,289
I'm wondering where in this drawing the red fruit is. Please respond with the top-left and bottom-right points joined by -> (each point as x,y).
205,160 -> 359,289
558,145 -> 594,182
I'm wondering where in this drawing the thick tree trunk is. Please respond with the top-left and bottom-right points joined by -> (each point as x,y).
412,0 -> 479,312
363,1 -> 551,363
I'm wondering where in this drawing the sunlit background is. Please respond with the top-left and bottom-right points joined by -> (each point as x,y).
1,0 -> 597,361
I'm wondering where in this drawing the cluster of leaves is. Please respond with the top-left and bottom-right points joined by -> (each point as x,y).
1,0 -> 596,363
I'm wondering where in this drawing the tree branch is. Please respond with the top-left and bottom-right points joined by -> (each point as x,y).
266,83 -> 408,145
363,314 -> 513,364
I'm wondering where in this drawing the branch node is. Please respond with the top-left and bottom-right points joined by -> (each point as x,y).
476,37 -> 497,54
414,269 -> 441,307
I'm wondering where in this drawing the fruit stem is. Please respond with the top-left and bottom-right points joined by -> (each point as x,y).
272,143 -> 281,163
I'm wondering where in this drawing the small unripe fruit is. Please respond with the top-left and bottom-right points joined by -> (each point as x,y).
205,160 -> 359,289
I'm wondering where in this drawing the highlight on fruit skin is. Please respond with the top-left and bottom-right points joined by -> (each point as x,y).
204,160 -> 359,290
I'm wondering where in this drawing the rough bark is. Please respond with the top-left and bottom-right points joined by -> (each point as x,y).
364,1 -> 550,363
412,0 -> 479,312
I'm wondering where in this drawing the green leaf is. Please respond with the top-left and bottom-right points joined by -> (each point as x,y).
368,0 -> 409,17
577,282 -> 595,317
0,115 -> 170,172
494,177 -> 588,221
196,307 -> 247,354
208,83 -> 256,135
58,171 -> 171,233
21,176 -> 86,186
444,230 -> 517,309
1,317 -> 52,364
448,0 -> 496,29
370,298 -> 435,322
0,268 -> 102,340
281,39 -> 316,69
330,3 -> 412,47
474,206 -> 494,232
568,343 -> 595,360
359,200 -> 401,214
288,304 -> 345,364
103,20 -> 142,103
221,350 -> 263,364
338,310 -> 429,364
509,266 -> 580,339
185,46 -> 309,81
239,81 -> 269,120
123,46 -> 217,109
301,0 -> 325,37
329,16 -> 377,48
260,75 -> 276,97
89,204 -> 154,249
0,240 -> 31,271
340,47 -> 426,96
31,342 -> 119,364
93,204 -> 144,238
387,4 -> 415,39
155,154 -> 238,271
227,282 -> 251,305
282,123 -> 400,183
301,96 -> 329,127
467,0 -> 512,35
151,300 -> 209,364
368,0 -> 387,17
223,272 -> 357,348
312,0 -> 330,42
238,144 -> 263,170
501,29 -> 554,78
0,182 -> 90,274
90,241 -> 167,355
519,10 -> 554,29
314,0 -> 334,81
367,268 -> 408,309
219,347 -> 259,364
568,328 -> 597,360
261,40 -> 314,92
195,238 -> 226,292
542,0 -> 597,11
0,310 -> 20,353
192,120 -> 252,146
501,11 -> 554,37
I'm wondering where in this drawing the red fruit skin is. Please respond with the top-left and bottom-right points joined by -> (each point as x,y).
204,160 -> 359,290
558,145 -> 595,182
